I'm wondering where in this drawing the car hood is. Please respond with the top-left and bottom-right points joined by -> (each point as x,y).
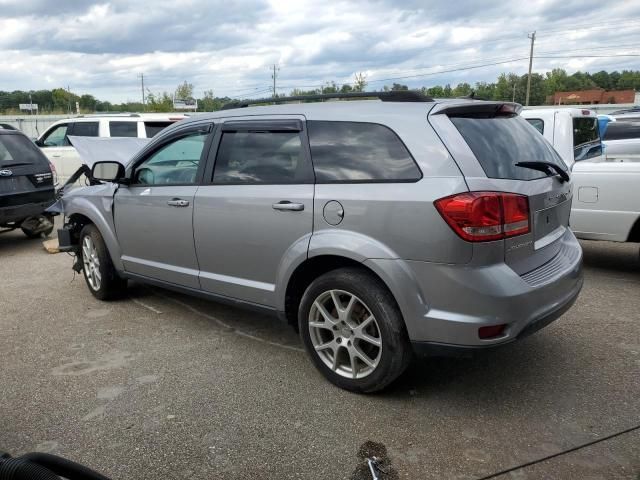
68,136 -> 150,168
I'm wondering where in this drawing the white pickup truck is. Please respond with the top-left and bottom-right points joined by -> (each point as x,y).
522,108 -> 640,244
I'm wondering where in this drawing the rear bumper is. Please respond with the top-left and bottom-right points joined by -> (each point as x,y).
0,201 -> 53,225
371,228 -> 583,350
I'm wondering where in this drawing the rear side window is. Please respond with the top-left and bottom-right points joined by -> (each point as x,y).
525,118 -> 544,134
213,131 -> 312,184
573,117 -> 601,161
145,121 -> 173,138
450,114 -> 566,180
307,121 -> 421,183
109,121 -> 138,137
70,122 -> 99,137
0,134 -> 48,166
603,121 -> 640,141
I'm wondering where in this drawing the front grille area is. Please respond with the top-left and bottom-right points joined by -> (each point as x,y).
521,240 -> 581,287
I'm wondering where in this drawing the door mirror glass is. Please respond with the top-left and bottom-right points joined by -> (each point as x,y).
92,161 -> 125,182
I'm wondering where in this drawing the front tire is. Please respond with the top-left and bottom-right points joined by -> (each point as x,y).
298,267 -> 412,393
79,224 -> 127,300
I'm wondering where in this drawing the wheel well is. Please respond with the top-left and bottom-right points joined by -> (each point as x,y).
284,255 -> 389,329
627,217 -> 640,243
67,213 -> 94,244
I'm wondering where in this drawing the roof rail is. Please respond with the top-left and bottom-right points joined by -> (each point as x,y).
221,90 -> 434,110
77,113 -> 141,118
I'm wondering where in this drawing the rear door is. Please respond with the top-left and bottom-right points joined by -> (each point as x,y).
0,132 -> 54,211
193,117 -> 314,306
430,103 -> 573,275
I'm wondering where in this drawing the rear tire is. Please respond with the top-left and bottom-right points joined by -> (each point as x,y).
79,224 -> 127,300
298,267 -> 412,393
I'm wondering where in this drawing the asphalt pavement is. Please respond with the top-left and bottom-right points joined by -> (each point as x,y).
1,228 -> 639,479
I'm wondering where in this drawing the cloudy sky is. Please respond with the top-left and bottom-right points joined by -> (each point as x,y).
0,0 -> 639,102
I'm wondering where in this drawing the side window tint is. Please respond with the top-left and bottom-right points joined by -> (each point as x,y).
526,118 -> 544,134
307,121 -> 421,182
42,124 -> 69,147
133,132 -> 207,185
213,131 -> 311,184
604,122 -> 640,141
71,122 -> 99,137
109,121 -> 138,137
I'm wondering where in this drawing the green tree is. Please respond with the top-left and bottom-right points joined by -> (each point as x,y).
442,84 -> 452,97
452,82 -> 472,97
175,81 -> 194,100
353,72 -> 367,92
390,83 -> 409,91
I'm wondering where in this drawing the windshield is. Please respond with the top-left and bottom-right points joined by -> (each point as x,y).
573,117 -> 601,161
450,113 -> 566,180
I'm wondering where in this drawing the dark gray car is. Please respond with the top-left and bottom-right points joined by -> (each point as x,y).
0,125 -> 56,237
55,92 -> 583,392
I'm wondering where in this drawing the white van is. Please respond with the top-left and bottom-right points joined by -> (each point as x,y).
35,113 -> 186,182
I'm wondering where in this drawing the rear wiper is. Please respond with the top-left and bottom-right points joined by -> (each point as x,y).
515,161 -> 570,183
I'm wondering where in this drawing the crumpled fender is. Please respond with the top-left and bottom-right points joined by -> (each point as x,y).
58,184 -> 124,271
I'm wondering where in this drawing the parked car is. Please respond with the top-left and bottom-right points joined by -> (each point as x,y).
55,92 -> 583,392
35,113 -> 186,183
0,124 -> 56,237
521,108 -> 603,168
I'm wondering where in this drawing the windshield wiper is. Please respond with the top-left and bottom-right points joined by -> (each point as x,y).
515,161 -> 570,183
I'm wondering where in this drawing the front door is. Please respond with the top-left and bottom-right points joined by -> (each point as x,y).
38,123 -> 78,182
194,118 -> 314,306
114,125 -> 212,289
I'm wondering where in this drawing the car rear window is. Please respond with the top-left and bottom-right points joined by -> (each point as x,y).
144,121 -> 174,138
307,121 -> 421,183
0,134 -> 48,167
109,121 -> 138,137
603,121 -> 640,141
449,114 -> 566,180
573,117 -> 601,161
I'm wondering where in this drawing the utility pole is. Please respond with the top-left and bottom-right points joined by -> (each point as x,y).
271,64 -> 279,98
525,31 -> 536,106
512,82 -> 516,102
67,85 -> 71,114
138,73 -> 145,110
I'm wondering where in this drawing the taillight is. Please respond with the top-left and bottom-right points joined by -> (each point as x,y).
434,192 -> 530,242
48,161 -> 58,186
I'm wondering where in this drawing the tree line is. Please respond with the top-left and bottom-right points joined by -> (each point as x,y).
0,69 -> 638,115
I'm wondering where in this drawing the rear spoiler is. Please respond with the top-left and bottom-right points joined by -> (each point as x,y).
430,101 -> 522,116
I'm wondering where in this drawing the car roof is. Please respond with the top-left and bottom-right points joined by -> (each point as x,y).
174,98 -> 518,129
521,107 -> 596,119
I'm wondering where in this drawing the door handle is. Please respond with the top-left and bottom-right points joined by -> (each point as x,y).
51,154 -> 62,158
272,201 -> 304,211
167,198 -> 190,207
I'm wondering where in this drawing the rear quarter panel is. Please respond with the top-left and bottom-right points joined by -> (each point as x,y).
570,160 -> 640,241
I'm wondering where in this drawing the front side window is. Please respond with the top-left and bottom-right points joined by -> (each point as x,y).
307,121 -> 421,183
213,130 -> 311,184
603,121 -> 640,141
525,118 -> 545,134
41,124 -> 69,147
573,117 -> 601,161
133,132 -> 207,185
70,122 -> 99,137
109,121 -> 138,137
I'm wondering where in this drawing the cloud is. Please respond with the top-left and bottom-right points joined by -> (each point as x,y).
0,0 -> 638,102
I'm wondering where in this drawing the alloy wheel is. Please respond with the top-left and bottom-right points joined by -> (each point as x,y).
82,235 -> 102,291
308,289 -> 382,379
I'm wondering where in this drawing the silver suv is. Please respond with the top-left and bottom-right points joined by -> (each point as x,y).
56,92 -> 583,392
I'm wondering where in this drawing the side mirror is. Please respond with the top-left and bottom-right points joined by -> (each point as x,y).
34,139 -> 44,147
92,161 -> 126,182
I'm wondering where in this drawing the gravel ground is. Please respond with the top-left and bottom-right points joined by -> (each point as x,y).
1,228 -> 638,479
